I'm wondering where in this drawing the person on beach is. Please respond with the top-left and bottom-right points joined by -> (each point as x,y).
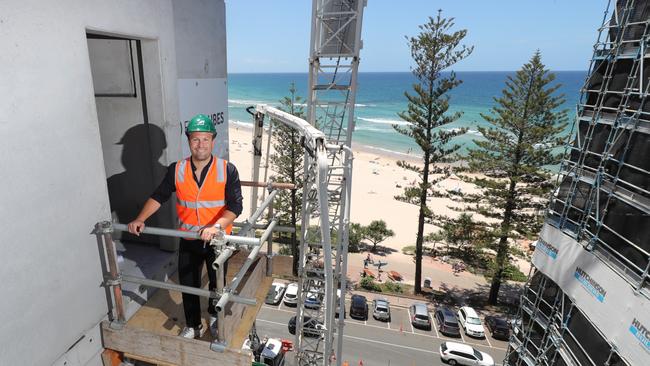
127,114 -> 243,339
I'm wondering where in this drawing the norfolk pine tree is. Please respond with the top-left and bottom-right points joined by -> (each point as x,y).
394,10 -> 473,294
271,83 -> 304,276
462,51 -> 568,304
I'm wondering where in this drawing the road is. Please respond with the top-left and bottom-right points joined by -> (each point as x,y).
255,300 -> 509,366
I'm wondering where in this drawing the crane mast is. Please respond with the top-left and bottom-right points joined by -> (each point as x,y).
295,1 -> 366,365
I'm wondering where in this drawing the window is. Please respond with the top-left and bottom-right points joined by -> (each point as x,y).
473,349 -> 483,360
566,310 -> 610,365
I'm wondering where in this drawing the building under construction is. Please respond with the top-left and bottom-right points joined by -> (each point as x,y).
504,1 -> 649,366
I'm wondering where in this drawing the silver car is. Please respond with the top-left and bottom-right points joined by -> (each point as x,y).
410,303 -> 431,330
372,298 -> 391,322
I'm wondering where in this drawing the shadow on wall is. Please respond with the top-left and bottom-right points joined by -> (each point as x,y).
107,123 -> 170,245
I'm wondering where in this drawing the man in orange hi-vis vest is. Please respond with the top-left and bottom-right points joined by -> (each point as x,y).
128,114 -> 243,339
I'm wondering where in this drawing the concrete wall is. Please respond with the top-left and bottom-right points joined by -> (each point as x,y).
173,0 -> 230,159
0,0 -> 191,364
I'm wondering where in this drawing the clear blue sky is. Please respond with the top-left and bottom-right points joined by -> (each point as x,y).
226,0 -> 608,73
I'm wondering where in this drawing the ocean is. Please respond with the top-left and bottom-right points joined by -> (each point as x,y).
228,71 -> 586,155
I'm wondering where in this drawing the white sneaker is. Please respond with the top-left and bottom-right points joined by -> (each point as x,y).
209,315 -> 218,337
179,325 -> 204,339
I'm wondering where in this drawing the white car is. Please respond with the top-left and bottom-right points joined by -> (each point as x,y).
265,282 -> 286,305
283,283 -> 299,306
439,341 -> 494,366
457,306 -> 486,338
372,298 -> 391,322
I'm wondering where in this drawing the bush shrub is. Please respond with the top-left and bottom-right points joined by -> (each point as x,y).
382,281 -> 403,294
359,276 -> 382,292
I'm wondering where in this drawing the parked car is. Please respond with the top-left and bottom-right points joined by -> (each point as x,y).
283,283 -> 299,306
439,341 -> 495,366
485,315 -> 510,340
304,289 -> 322,309
265,282 -> 286,305
335,289 -> 346,318
457,306 -> 485,338
288,316 -> 323,338
509,317 -> 522,337
349,294 -> 368,320
410,303 -> 431,330
434,306 -> 461,337
372,298 -> 391,322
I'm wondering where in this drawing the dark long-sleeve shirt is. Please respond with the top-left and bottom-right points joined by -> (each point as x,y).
151,156 -> 243,217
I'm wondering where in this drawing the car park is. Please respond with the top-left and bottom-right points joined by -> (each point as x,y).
485,315 -> 511,340
410,303 -> 431,330
372,298 -> 391,322
434,306 -> 461,336
283,282 -> 299,306
439,341 -> 495,366
288,316 -> 323,338
457,306 -> 486,338
265,282 -> 286,305
350,294 -> 368,320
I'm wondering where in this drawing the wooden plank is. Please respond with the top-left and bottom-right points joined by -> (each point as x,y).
102,321 -> 252,366
123,352 -> 175,366
106,251 -> 277,365
222,256 -> 266,347
229,275 -> 273,349
124,273 -> 190,337
125,250 -> 267,341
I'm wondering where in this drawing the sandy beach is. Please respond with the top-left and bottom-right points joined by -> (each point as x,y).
228,123 -> 530,289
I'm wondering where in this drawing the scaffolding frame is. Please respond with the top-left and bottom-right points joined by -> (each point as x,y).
504,271 -> 631,366
95,184 -> 288,353
546,0 -> 650,292
506,3 -> 650,365
249,104 -> 355,366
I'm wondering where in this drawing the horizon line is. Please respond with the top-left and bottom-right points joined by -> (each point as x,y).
228,70 -> 588,74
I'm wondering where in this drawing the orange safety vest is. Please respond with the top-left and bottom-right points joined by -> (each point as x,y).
174,156 -> 233,236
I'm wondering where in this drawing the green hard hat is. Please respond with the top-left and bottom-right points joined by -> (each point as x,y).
186,114 -> 217,136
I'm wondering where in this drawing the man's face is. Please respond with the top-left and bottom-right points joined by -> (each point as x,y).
188,132 -> 214,161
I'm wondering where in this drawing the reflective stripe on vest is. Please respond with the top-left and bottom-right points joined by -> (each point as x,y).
180,222 -> 201,232
216,158 -> 226,183
177,159 -> 187,183
174,157 -> 232,235
176,199 -> 225,209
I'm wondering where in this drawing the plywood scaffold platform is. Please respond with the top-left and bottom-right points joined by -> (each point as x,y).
101,250 -> 273,366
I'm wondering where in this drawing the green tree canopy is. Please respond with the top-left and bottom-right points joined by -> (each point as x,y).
393,10 -> 473,293
454,51 -> 568,304
363,220 -> 395,252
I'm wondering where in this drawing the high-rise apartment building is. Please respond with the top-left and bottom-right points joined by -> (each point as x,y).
503,1 -> 650,366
